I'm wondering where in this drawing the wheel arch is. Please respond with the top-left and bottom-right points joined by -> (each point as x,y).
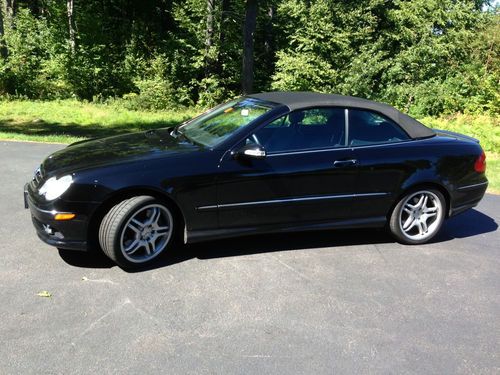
86,186 -> 186,250
389,181 -> 451,220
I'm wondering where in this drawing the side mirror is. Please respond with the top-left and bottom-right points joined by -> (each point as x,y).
235,143 -> 266,159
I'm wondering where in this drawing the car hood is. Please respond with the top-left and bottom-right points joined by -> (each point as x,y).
41,129 -> 201,176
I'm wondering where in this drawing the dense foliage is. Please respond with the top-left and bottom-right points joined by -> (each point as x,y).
0,0 -> 498,116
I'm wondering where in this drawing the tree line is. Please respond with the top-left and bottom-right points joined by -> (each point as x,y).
0,0 -> 498,116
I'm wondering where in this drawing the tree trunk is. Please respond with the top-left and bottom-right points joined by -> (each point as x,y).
216,0 -> 230,76
204,0 -> 215,77
67,0 -> 76,53
264,5 -> 274,57
0,3 -> 3,38
0,0 -> 6,58
5,0 -> 14,19
5,0 -> 14,30
242,0 -> 257,94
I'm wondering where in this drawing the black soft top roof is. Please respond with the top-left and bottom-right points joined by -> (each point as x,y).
248,91 -> 435,139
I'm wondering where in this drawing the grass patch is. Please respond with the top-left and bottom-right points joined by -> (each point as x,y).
485,155 -> 500,194
0,100 -> 498,193
420,114 -> 499,155
0,99 -> 197,144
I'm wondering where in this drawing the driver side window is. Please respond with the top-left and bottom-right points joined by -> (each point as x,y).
249,107 -> 345,153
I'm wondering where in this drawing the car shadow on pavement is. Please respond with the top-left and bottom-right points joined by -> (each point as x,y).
58,248 -> 115,269
431,208 -> 498,242
123,227 -> 395,273
58,208 -> 497,272
57,227 -> 393,271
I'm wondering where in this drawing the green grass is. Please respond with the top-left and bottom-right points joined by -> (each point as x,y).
0,99 -> 197,144
485,156 -> 500,194
0,99 -> 498,192
420,114 -> 500,155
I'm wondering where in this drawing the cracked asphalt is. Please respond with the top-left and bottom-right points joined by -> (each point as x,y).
1,141 -> 499,374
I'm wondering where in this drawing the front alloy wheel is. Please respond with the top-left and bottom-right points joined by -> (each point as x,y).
99,196 -> 175,268
389,189 -> 445,244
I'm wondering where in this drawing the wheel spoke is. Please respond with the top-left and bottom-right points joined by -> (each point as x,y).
403,218 -> 417,232
144,241 -> 153,255
416,221 -> 424,235
155,225 -> 170,235
403,215 -> 414,230
420,218 -> 428,233
415,195 -> 425,209
152,207 -> 161,225
150,239 -> 159,253
405,203 -> 415,210
145,207 -> 161,226
424,206 -> 437,213
124,239 -> 141,254
421,195 -> 429,210
128,219 -> 143,234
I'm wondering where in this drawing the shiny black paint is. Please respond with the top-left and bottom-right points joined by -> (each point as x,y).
42,129 -> 203,176
25,105 -> 488,252
216,146 -> 358,228
27,192 -> 90,250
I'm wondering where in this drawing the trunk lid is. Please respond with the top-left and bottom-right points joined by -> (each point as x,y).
433,129 -> 480,144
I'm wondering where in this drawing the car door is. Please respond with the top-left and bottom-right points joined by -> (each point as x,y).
216,107 -> 359,229
346,108 -> 413,218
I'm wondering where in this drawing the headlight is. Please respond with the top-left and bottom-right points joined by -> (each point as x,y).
38,175 -> 73,200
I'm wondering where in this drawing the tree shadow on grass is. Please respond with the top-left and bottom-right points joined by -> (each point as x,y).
0,118 -> 184,140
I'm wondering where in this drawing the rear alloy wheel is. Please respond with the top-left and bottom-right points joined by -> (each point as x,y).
99,196 -> 174,268
389,189 -> 445,244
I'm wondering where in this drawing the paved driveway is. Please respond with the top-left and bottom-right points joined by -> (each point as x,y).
1,141 -> 499,374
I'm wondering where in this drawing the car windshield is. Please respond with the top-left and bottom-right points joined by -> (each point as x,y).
177,98 -> 275,147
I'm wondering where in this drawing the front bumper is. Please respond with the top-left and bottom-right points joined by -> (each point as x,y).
24,183 -> 88,251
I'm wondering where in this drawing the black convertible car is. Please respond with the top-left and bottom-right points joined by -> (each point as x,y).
24,92 -> 488,268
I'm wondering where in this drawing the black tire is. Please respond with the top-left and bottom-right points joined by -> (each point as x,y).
98,195 -> 176,269
389,188 -> 446,245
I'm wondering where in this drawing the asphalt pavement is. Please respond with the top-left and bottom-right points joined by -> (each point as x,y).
0,141 -> 499,374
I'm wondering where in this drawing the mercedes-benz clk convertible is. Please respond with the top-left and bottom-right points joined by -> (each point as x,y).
24,92 -> 488,269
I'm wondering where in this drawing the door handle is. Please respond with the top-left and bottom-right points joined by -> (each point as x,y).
333,159 -> 357,167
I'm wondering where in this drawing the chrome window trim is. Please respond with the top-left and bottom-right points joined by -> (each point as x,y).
265,138 -> 420,157
197,192 -> 390,211
196,204 -> 218,211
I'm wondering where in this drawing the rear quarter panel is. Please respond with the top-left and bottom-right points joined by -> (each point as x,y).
353,135 -> 486,218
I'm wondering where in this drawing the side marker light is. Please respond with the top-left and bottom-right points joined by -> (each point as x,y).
54,213 -> 76,221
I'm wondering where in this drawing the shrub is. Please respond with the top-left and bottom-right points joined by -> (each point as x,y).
0,9 -> 69,99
